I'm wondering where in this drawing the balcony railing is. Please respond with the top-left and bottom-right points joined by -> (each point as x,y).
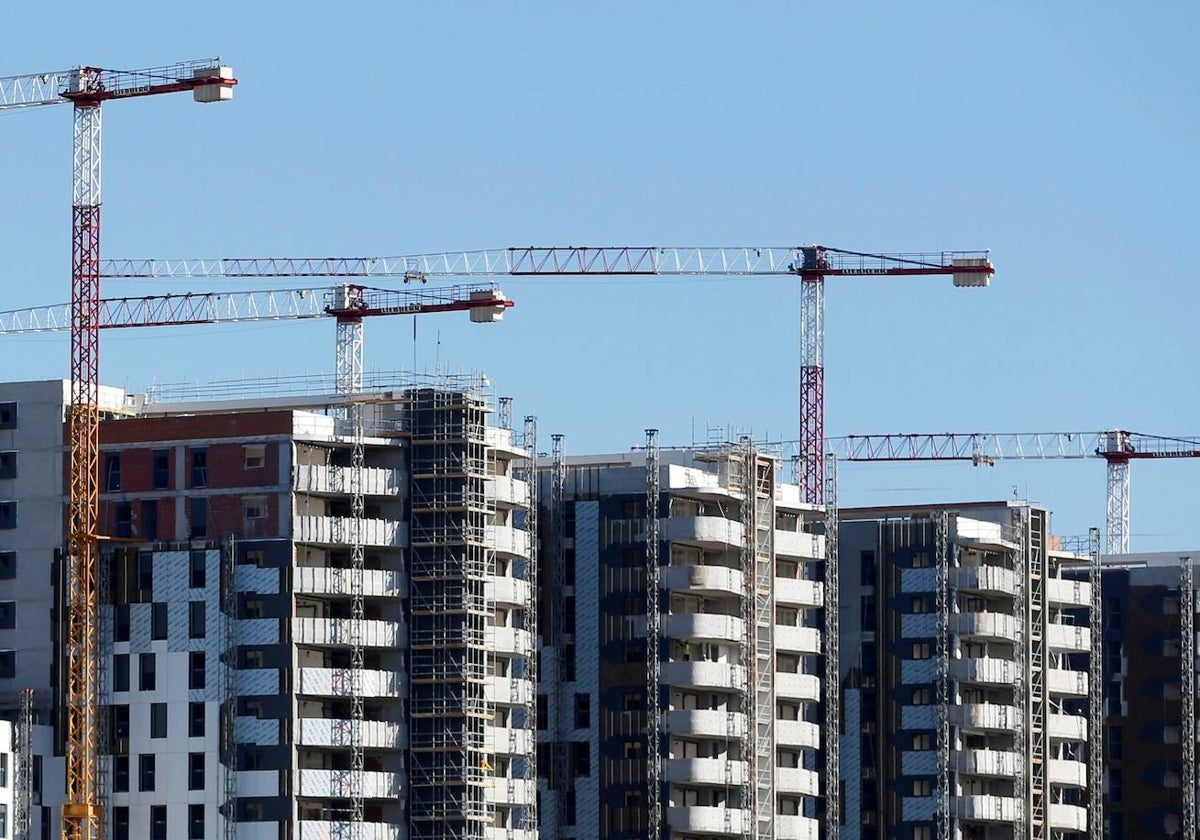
294,464 -> 405,497
294,515 -> 406,548
292,618 -> 404,648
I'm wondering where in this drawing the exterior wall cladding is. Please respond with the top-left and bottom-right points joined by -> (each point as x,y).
535,448 -> 827,840
837,502 -> 1092,840
0,380 -> 537,840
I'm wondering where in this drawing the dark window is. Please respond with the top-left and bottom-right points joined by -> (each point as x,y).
536,695 -> 547,730
0,502 -> 16,530
189,752 -> 205,790
573,741 -> 590,776
0,403 -> 16,429
0,651 -> 15,679
191,449 -> 207,488
112,654 -> 129,692
141,500 -> 158,542
114,604 -> 130,642
564,549 -> 576,585
563,645 -> 576,681
190,550 -> 206,588
860,550 -> 876,585
113,756 -> 129,792
190,497 -> 208,539
150,804 -> 167,840
861,596 -> 877,632
1109,725 -> 1123,760
151,602 -> 168,640
111,705 -> 130,740
189,702 -> 206,737
564,596 -> 576,634
0,451 -> 15,481
105,454 -> 121,491
139,754 -> 156,791
188,803 -> 204,839
189,651 -> 206,689
137,552 -> 153,593
1110,767 -> 1122,802
0,552 -> 13,580
152,450 -> 170,489
151,703 -> 167,738
0,602 -> 14,630
189,601 -> 206,639
574,693 -> 590,729
112,806 -> 129,840
564,787 -> 577,825
139,652 -> 155,691
33,754 -> 42,796
115,503 -> 132,539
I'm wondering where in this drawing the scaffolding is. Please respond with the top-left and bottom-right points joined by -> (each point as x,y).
736,442 -> 755,838
1087,528 -> 1102,840
824,455 -> 840,840
935,511 -> 951,840
549,434 -> 569,830
645,430 -> 662,840
408,389 -> 496,840
15,688 -> 33,840
1010,508 -> 1028,840
519,417 -> 539,836
221,534 -> 239,840
1182,556 -> 1195,840
1028,508 -> 1047,840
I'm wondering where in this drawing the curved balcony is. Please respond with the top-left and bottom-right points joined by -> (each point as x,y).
1049,713 -> 1087,741
298,768 -> 403,798
662,564 -> 744,597
953,565 -> 1017,595
1048,758 -> 1087,788
775,577 -> 823,608
666,613 -> 745,644
664,516 -> 744,549
485,778 -> 536,806
299,821 -> 402,840
955,611 -> 1018,642
1047,624 -> 1090,653
294,464 -> 405,497
294,515 -> 406,548
490,576 -> 533,608
774,815 -> 820,840
486,725 -> 536,756
950,703 -> 1020,733
775,625 -> 821,655
665,709 -> 747,740
492,627 -> 535,657
774,530 -> 825,560
666,806 -> 750,836
294,567 -> 402,598
950,657 -> 1017,686
1048,803 -> 1088,832
663,757 -> 747,786
956,749 -> 1022,778
298,718 -> 405,749
775,672 -> 821,703
293,618 -> 404,648
775,719 -> 820,750
1047,577 -> 1091,607
484,426 -> 527,458
485,677 -> 534,707
775,767 -> 819,796
486,475 -> 530,508
296,667 -> 403,698
954,794 -> 1022,822
660,661 -> 746,692
487,525 -> 531,559
485,829 -> 536,840
1048,669 -> 1088,697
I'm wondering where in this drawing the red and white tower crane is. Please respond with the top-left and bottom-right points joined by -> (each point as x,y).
0,59 -> 236,840
827,429 -> 1200,553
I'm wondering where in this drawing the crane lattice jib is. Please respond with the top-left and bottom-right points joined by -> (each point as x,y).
828,430 -> 1200,462
0,61 -> 235,109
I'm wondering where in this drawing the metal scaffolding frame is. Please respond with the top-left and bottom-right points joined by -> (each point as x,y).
520,416 -> 539,837
1028,509 -> 1047,840
1011,508 -> 1028,840
824,455 -> 840,840
1087,528 -> 1103,840
1182,555 -> 1195,840
221,534 -> 239,840
736,443 -> 756,838
550,434 -> 569,830
645,430 -> 662,840
935,511 -> 952,840
15,688 -> 33,840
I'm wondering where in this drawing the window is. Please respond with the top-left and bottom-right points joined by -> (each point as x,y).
244,444 -> 266,469
1110,767 -> 1123,802
623,740 -> 643,759
189,601 -> 206,639
189,651 -> 206,689
113,755 -> 129,792
152,449 -> 170,489
189,550 -> 206,588
140,499 -> 158,542
0,753 -> 7,787
243,600 -> 264,619
564,596 -> 576,634
911,552 -> 931,568
114,604 -> 130,642
111,705 -> 130,740
245,549 -> 266,567
137,552 -> 153,593
189,702 -> 206,737
151,703 -> 167,738
574,693 -> 590,729
190,497 -> 208,539
244,649 -> 264,668
150,804 -> 167,840
0,502 -> 16,530
0,651 -> 14,679
0,403 -> 15,429
139,653 -> 155,691
112,807 -> 129,840
623,692 -> 640,712
0,451 -> 15,481
112,654 -> 129,692
912,642 -> 931,660
104,453 -> 121,491
115,502 -> 132,538
912,778 -> 932,796
0,552 -> 13,580
911,688 -> 932,705
910,596 -> 930,613
536,695 -> 547,729
1109,725 -> 1123,761
860,550 -> 876,585
0,601 -> 14,629
912,733 -> 932,750
189,804 -> 204,839
151,603 -> 167,640
191,448 -> 207,488
189,752 -> 205,790
139,754 -> 156,791
562,645 -> 576,681
244,496 -> 267,520
573,742 -> 590,776
564,549 -> 575,586
914,828 -> 932,840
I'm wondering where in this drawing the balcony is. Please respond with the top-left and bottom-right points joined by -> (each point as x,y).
296,667 -> 403,698
484,829 -> 536,840
665,709 -> 747,739
294,515 -> 406,548
953,565 -> 1017,595
297,768 -> 403,798
294,464 -> 405,497
663,516 -> 743,549
1048,669 -> 1088,697
663,757 -> 747,786
485,777 -> 536,806
490,576 -> 533,607
485,676 -> 534,707
487,525 -> 531,558
954,794 -> 1022,822
665,613 -> 745,644
486,475 -> 530,508
775,719 -> 820,750
1048,758 -> 1087,788
662,564 -> 744,597
486,725 -> 535,756
660,661 -> 746,692
297,718 -> 405,750
774,625 -> 821,655
294,567 -> 402,598
1047,623 -> 1090,653
1047,577 -> 1091,607
774,530 -> 825,560
774,672 -> 821,703
1048,803 -> 1088,832
1048,713 -> 1087,741
956,749 -> 1022,778
292,618 -> 404,648
491,627 -> 534,657
775,767 -> 819,796
954,519 -> 1014,549
484,426 -> 527,458
955,611 -> 1018,642
950,657 -> 1017,686
774,815 -> 820,840
775,577 -> 823,608
950,703 -> 1020,733
666,806 -> 750,835
299,821 -> 402,840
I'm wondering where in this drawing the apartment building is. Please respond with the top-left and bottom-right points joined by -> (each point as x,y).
535,443 -> 827,840
0,376 -> 536,840
837,501 -> 1092,840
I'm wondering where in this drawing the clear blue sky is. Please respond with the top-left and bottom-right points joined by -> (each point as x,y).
1,2 -> 1196,550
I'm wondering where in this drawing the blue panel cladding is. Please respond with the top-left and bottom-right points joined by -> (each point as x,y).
129,605 -> 151,653
900,614 -> 937,638
900,795 -> 936,821
900,659 -> 937,684
575,501 -> 600,838
900,706 -> 938,730
900,750 -> 936,776
840,689 -> 862,840
899,568 -> 936,593
237,566 -> 282,596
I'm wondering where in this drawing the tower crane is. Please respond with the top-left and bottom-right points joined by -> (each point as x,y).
827,430 -> 1200,553
0,59 -> 236,840
97,244 -> 994,505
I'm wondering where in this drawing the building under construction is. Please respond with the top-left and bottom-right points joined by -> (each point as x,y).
0,375 -> 536,840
